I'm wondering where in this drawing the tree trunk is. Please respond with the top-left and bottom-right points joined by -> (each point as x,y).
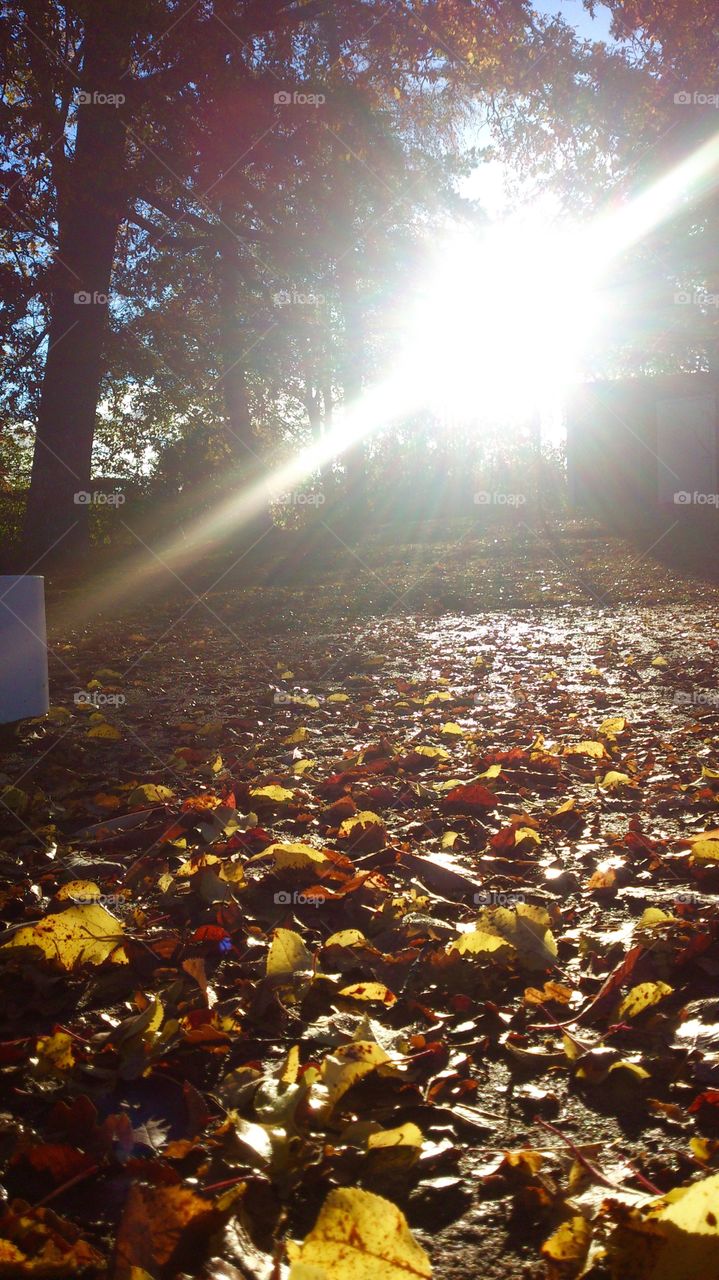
217,245 -> 273,550
334,254 -> 368,538
21,5 -> 130,567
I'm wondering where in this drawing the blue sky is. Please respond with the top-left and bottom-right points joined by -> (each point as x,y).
534,0 -> 613,42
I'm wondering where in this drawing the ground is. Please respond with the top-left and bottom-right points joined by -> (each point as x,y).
2,515 -> 719,1279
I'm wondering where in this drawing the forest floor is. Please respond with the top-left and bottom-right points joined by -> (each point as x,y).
3,515 -> 719,1279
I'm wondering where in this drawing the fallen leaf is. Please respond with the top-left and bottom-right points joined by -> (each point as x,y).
286,1187 -> 431,1279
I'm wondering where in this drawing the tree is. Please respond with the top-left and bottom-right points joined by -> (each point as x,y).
486,1 -> 719,375
3,0 -> 559,564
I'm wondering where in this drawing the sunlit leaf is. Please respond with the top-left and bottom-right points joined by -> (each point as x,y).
690,839 -> 719,863
599,717 -> 626,736
249,839 -> 327,870
541,1216 -> 591,1274
87,722 -> 122,740
321,1041 -> 393,1111
250,785 -> 295,804
266,928 -> 313,977
286,1187 -> 431,1279
564,740 -> 608,759
2,904 -> 127,969
128,783 -> 174,807
367,1123 -> 423,1150
339,983 -> 397,1006
606,1171 -> 719,1279
55,880 -> 101,902
618,982 -> 673,1019
599,770 -> 633,789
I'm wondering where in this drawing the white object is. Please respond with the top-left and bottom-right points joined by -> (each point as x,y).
0,576 -> 50,723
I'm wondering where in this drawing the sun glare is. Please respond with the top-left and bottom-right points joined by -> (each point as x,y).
400,216 -> 604,428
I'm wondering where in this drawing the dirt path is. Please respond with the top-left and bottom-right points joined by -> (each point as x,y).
2,522 -> 719,1278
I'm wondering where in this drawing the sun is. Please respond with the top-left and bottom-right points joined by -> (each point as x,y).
400,216 -> 604,429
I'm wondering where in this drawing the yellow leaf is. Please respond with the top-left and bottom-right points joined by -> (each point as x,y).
607,1060 -> 650,1081
280,1044 -> 301,1085
33,705 -> 73,724
218,860 -> 247,888
339,983 -> 397,1006
266,928 -> 313,977
412,745 -> 451,761
286,1187 -> 431,1279
563,740 -> 607,759
618,982 -> 673,1019
55,880 -> 101,902
541,1216 -> 591,1271
548,798 -> 577,818
324,929 -> 368,948
607,1171 -> 719,1280
638,907 -> 676,930
3,904 -> 126,969
424,691 -> 452,704
514,826 -> 541,847
651,656 -> 668,667
477,763 -> 503,779
35,1030 -> 75,1074
327,693 -> 349,703
128,783 -> 174,807
367,1123 -> 423,1150
284,727 -> 309,745
492,903 -> 558,970
321,1041 -> 393,1111
251,842 -> 328,871
250,785 -> 295,804
600,770 -> 633,789
600,716 -> 626,736
441,831 -> 460,849
87,722 -> 122,740
440,722 -> 464,737
292,758 -> 316,776
690,839 -> 719,863
338,811 -> 386,849
448,929 -> 512,958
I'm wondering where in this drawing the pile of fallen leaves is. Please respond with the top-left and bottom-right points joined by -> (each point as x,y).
3,536 -> 719,1277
